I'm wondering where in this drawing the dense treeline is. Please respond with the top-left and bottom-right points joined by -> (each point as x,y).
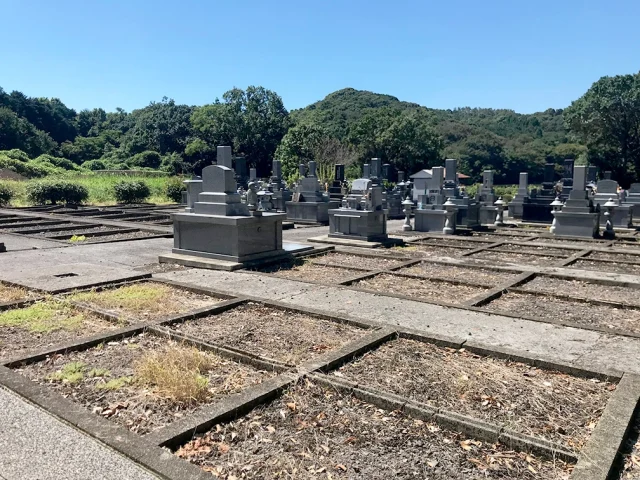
1,71 -> 639,185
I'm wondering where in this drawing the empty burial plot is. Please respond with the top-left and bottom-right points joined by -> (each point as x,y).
67,282 -> 221,321
168,302 -> 366,365
393,244 -> 471,259
520,276 -> 640,307
310,252 -> 405,270
618,414 -> 640,479
176,381 -> 573,479
569,259 -> 640,276
587,251 -> 640,263
418,237 -> 495,249
497,243 -> 574,257
0,300 -> 121,361
532,237 -> 604,248
397,262 -> 520,286
16,334 -> 275,436
259,260 -> 360,283
0,283 -> 38,304
468,250 -> 561,267
483,291 -> 640,334
352,273 -> 489,304
338,338 -> 613,453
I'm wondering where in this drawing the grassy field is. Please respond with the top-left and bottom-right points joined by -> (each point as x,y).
1,174 -> 176,206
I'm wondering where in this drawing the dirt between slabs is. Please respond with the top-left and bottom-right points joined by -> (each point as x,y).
392,244 -> 471,259
587,251 -> 640,263
0,284 -> 38,304
16,334 -> 275,435
520,276 -> 640,307
418,238 -> 494,249
176,380 -> 574,479
569,259 -> 640,276
618,413 -> 640,479
169,302 -> 365,365
337,339 -> 613,453
353,273 -> 489,304
498,244 -> 574,257
0,300 -> 121,362
310,252 -> 405,270
259,261 -> 360,284
483,292 -> 640,334
468,251 -> 561,267
63,230 -> 161,243
67,282 -> 221,322
397,262 -> 520,287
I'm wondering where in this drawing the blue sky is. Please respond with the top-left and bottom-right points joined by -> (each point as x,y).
1,0 -> 638,114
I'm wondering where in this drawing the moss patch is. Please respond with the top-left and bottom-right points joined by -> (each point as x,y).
0,300 -> 85,333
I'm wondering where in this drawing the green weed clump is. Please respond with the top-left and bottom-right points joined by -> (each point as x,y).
69,283 -> 173,314
0,301 -> 84,333
48,361 -> 87,384
96,376 -> 133,391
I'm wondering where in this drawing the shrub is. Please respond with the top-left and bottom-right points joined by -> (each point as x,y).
27,181 -> 89,205
166,177 -> 186,203
34,154 -> 79,171
3,149 -> 30,162
113,180 -> 151,204
161,153 -> 189,175
81,160 -> 108,171
128,151 -> 162,169
0,155 -> 63,178
0,182 -> 14,206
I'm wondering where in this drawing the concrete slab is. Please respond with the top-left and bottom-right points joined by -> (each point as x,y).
307,234 -> 403,248
0,386 -> 159,480
0,233 -> 67,251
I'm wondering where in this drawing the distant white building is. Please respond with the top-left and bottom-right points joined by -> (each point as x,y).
410,169 -> 470,202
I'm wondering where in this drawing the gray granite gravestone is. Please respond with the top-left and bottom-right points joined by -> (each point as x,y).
522,162 -> 557,222
370,158 -> 381,183
623,183 -> 640,220
593,178 -> 632,227
234,156 -> 248,186
285,161 -> 330,224
217,146 -> 233,169
268,159 -> 292,212
508,172 -> 530,219
587,166 -> 598,184
552,165 -> 600,237
363,164 -> 371,179
478,170 -> 498,224
183,177 -> 203,213
561,159 -> 575,196
329,164 -> 346,202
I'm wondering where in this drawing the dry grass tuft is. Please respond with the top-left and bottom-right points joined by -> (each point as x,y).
0,283 -> 31,303
135,345 -> 213,405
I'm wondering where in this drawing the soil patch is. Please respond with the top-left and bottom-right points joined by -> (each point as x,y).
483,291 -> 640,334
177,381 -> 573,479
66,231 -> 162,244
499,244 -> 573,256
338,338 -> 613,453
311,252 -> 405,270
260,260 -> 360,284
618,413 -> 640,479
521,276 -> 640,306
532,238 -> 602,248
393,244 -> 471,259
37,225 -> 119,237
419,238 -> 494,249
569,259 -> 640,276
469,251 -> 561,267
0,284 -> 37,304
170,302 -> 365,365
68,282 -> 220,321
398,262 -> 520,286
352,273 -> 488,304
16,334 -> 274,435
0,300 -> 120,361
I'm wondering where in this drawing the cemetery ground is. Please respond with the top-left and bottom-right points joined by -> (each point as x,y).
5,209 -> 640,478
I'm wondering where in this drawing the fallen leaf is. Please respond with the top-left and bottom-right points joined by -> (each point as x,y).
217,443 -> 230,454
335,464 -> 347,471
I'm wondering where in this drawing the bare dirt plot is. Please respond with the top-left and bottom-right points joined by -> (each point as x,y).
260,260 -> 360,284
64,230 -> 163,244
176,381 -> 573,479
16,334 -> 274,436
468,251 -> 561,267
618,414 -> 640,479
169,302 -> 365,365
483,291 -> 640,334
310,252 -> 405,270
352,273 -> 489,304
68,282 -> 221,321
613,241 -> 640,251
338,338 -> 613,453
498,244 -> 574,257
588,251 -> 640,263
0,283 -> 38,304
0,300 -> 120,361
393,244 -> 471,259
520,276 -> 640,307
569,259 -> 640,276
532,237 -> 603,249
36,225 -> 119,237
398,262 -> 519,286
419,238 -> 494,249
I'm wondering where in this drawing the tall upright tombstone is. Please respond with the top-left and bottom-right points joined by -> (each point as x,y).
587,166 -> 598,184
552,165 -> 600,237
522,162 -> 557,223
217,146 -> 233,169
561,159 -> 575,196
363,164 -> 371,180
268,159 -> 292,212
234,157 -> 248,187
328,164 -> 346,201
508,172 -> 530,219
623,183 -> 640,220
285,161 -> 330,224
478,170 -> 498,224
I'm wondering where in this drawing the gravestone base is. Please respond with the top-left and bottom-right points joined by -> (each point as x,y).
627,203 -> 640,224
479,205 -> 498,225
328,209 -> 388,242
508,199 -> 527,219
552,211 -> 600,238
285,201 -> 329,224
455,203 -> 481,229
171,212 -> 286,263
414,209 -> 448,232
522,202 -> 554,223
597,206 -> 632,228
271,189 -> 292,212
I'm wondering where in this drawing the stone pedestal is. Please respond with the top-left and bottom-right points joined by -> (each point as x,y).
553,165 -> 601,238
414,208 -> 448,232
286,161 -> 330,224
384,191 -> 404,218
328,209 -> 387,242
285,201 -> 329,224
592,179 -> 632,227
508,172 -> 530,219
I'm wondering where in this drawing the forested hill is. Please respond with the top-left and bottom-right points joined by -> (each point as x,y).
291,88 -> 584,182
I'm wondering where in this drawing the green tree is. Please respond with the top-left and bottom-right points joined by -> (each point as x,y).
274,124 -> 327,180
564,72 -> 640,186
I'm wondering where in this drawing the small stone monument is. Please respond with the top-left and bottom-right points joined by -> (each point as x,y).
267,159 -> 292,212
413,166 -> 452,232
552,165 -> 600,238
183,176 -> 203,213
234,156 -> 248,187
508,172 -> 530,219
440,159 -> 480,228
561,158 -> 575,196
593,177 -> 632,227
587,165 -> 598,185
328,164 -> 346,202
160,147 -> 310,270
285,161 -> 330,224
478,170 -> 498,225
623,183 -> 640,219
522,162 -> 557,222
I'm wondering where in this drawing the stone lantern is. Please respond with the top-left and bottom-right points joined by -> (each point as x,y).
402,196 -> 414,231
549,196 -> 563,234
494,197 -> 506,226
603,196 -> 617,239
443,198 -> 457,235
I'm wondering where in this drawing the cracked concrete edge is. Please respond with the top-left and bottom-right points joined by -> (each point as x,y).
571,373 -> 640,480
0,365 -> 212,480
146,374 -> 298,449
308,373 -> 577,462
